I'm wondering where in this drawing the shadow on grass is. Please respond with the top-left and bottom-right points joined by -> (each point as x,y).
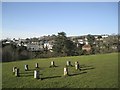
20,71 -> 33,74
41,75 -> 61,80
42,71 -> 87,80
69,71 -> 87,76
19,72 -> 87,78
81,67 -> 95,71
23,68 -> 44,72
49,65 -> 59,68
20,73 -> 43,77
80,64 -> 93,68
66,65 -> 74,67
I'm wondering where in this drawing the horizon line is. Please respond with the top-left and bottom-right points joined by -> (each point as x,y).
1,33 -> 118,40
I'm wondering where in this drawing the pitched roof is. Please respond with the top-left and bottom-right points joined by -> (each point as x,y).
82,44 -> 91,48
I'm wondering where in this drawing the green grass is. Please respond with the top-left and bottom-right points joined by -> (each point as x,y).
2,53 -> 118,88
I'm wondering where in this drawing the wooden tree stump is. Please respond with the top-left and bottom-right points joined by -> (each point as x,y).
35,63 -> 39,68
50,61 -> 56,67
66,61 -> 72,66
75,61 -> 80,70
64,67 -> 68,76
34,70 -> 40,79
15,68 -> 20,77
25,64 -> 28,71
51,61 -> 54,66
13,67 -> 17,74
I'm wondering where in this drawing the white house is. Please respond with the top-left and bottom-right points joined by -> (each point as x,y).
78,39 -> 84,44
44,43 -> 53,50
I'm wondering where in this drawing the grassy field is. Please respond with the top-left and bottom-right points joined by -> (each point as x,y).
2,53 -> 118,88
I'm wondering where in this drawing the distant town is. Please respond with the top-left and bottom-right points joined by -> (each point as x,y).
1,34 -> 118,52
1,32 -> 119,62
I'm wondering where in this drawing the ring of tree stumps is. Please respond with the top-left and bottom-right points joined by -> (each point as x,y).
12,61 -> 81,79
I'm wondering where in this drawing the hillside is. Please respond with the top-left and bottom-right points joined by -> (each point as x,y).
2,53 -> 118,88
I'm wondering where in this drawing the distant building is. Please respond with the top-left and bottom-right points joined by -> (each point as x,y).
102,35 -> 108,38
82,44 -> 91,51
78,39 -> 84,44
44,43 -> 53,50
27,44 -> 43,51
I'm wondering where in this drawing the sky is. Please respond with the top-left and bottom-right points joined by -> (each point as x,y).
2,2 -> 118,39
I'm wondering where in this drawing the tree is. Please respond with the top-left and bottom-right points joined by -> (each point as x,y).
87,34 -> 95,54
87,34 -> 95,45
2,44 -> 18,62
53,32 -> 76,56
75,42 -> 83,55
64,39 -> 76,56
2,43 -> 31,62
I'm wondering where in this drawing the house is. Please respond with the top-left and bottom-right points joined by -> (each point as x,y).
102,35 -> 108,38
43,41 -> 54,52
78,39 -> 84,44
82,44 -> 91,52
2,39 -> 11,44
44,43 -> 53,50
27,44 -> 43,51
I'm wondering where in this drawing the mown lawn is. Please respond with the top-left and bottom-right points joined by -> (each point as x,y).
2,53 -> 118,88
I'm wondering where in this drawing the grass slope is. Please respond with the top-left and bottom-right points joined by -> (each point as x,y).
2,53 -> 118,88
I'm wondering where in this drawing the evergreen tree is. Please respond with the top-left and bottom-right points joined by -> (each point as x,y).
53,32 -> 76,56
